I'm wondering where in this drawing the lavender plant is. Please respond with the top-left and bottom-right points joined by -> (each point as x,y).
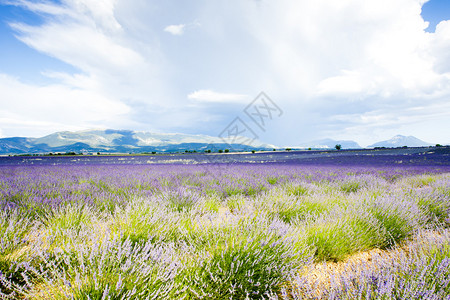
180,217 -> 311,299
287,229 -> 450,300
300,207 -> 385,262
0,210 -> 34,295
365,194 -> 423,248
0,161 -> 448,298
4,237 -> 185,299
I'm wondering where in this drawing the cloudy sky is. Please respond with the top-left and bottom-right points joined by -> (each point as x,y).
0,0 -> 449,147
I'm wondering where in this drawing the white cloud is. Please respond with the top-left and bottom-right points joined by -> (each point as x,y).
3,0 -> 70,16
164,21 -> 200,36
188,90 -> 249,103
225,0 -> 450,144
164,24 -> 186,35
317,70 -> 372,97
1,0 -> 450,145
7,0 -> 122,31
2,0 -> 176,138
242,0 -> 437,95
0,73 -> 130,136
10,21 -> 143,73
430,20 -> 450,74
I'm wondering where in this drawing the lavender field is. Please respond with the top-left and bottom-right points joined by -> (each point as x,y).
1,150 -> 450,299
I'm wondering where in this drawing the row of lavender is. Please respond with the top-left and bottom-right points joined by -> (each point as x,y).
1,163 -> 449,299
2,164 -> 447,210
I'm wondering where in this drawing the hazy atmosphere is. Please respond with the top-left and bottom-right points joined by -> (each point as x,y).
1,0 -> 449,147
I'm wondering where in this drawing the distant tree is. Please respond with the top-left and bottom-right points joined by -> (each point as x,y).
207,149 -> 211,153
308,147 -> 311,150
335,144 -> 342,150
218,149 -> 223,153
97,152 -> 101,155
224,149 -> 229,153
286,148 -> 292,151
252,150 -> 256,153
152,151 -> 156,154
273,149 -> 276,151
436,144 -> 442,147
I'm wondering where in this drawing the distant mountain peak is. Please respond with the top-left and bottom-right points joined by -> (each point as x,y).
369,135 -> 432,148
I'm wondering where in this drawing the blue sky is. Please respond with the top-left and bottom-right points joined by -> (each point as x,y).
0,0 -> 449,147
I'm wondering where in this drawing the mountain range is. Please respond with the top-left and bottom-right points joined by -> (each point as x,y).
295,135 -> 433,149
0,129 -> 275,154
295,138 -> 362,149
368,135 -> 433,148
0,130 -> 436,155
